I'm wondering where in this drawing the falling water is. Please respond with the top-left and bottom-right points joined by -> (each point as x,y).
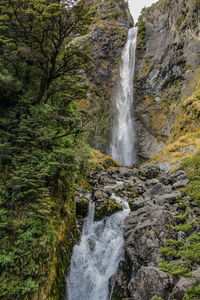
111,27 -> 137,166
66,195 -> 130,300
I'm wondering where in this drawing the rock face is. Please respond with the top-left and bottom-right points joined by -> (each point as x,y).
78,0 -> 133,153
108,164 -> 199,300
134,0 -> 200,163
74,162 -> 199,300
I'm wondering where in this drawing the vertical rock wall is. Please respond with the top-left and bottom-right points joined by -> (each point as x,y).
78,0 -> 133,153
134,0 -> 200,165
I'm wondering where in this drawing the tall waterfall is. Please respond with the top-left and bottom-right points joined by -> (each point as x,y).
111,28 -> 137,166
66,195 -> 130,300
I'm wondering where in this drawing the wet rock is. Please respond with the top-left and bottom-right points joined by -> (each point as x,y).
93,189 -> 108,201
109,163 -> 192,300
87,237 -> 96,251
76,163 -> 193,300
94,198 -> 123,221
75,191 -> 90,218
145,178 -> 160,186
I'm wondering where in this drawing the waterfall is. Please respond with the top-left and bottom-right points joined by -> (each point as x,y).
66,195 -> 130,300
110,27 -> 137,166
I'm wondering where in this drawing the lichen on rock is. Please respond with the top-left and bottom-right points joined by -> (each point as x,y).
134,0 -> 200,166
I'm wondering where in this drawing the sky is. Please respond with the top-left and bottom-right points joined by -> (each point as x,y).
127,0 -> 158,23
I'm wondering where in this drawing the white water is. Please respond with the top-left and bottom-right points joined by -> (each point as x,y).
111,27 -> 137,166
66,196 -> 130,300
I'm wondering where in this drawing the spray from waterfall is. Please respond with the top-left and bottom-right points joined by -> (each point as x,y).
66,194 -> 130,300
110,27 -> 137,166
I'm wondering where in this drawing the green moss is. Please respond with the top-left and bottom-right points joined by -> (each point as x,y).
90,149 -> 120,171
173,208 -> 190,221
158,152 -> 200,298
184,282 -> 200,299
180,152 -> 200,205
95,198 -> 123,220
138,21 -> 146,40
159,259 -> 190,276
128,199 -> 135,211
151,296 -> 164,300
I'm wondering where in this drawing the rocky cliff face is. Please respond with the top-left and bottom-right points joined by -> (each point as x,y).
107,161 -> 200,300
78,0 -> 133,153
75,160 -> 200,300
134,0 -> 200,166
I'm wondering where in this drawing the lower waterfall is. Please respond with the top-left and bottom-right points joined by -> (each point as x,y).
66,194 -> 130,300
66,28 -> 135,300
111,27 -> 137,166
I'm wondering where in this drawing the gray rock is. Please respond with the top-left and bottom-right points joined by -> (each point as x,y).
128,266 -> 174,300
172,179 -> 190,189
168,277 -> 195,300
93,189 -> 108,201
129,197 -> 150,211
124,205 -> 175,270
147,182 -> 172,197
168,268 -> 200,300
162,191 -> 182,204
145,178 -> 160,186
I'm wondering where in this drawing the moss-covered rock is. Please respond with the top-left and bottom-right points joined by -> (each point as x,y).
76,196 -> 89,218
89,148 -> 120,171
95,198 -> 123,221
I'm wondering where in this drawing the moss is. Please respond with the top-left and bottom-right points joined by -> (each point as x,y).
76,197 -> 89,218
179,152 -> 200,205
138,21 -> 146,40
157,152 -> 200,298
89,149 -> 120,171
95,198 -> 123,220
33,191 -> 79,300
151,296 -> 164,300
128,199 -> 135,211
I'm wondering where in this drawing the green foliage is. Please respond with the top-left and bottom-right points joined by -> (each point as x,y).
158,152 -> 200,299
151,296 -> 164,300
138,21 -> 146,40
159,259 -> 190,276
0,0 -> 92,105
0,0 -> 93,299
184,282 -> 200,299
180,152 -> 200,205
171,221 -> 194,232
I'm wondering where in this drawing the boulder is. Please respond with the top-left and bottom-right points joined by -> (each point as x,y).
128,267 -> 174,300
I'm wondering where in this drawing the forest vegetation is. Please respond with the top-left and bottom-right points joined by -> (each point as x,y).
0,0 -> 93,298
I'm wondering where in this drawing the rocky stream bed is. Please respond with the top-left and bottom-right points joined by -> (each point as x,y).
74,164 -> 200,300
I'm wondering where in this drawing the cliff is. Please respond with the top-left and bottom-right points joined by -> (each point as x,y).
77,0 -> 133,153
109,0 -> 200,299
134,0 -> 200,168
0,1 -> 133,299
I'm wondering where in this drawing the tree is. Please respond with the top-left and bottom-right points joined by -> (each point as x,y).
0,0 -> 92,104
0,1 -> 93,298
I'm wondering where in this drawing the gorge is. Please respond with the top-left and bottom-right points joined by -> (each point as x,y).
66,26 -> 136,299
0,0 -> 200,300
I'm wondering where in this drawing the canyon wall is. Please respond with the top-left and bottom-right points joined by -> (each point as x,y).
79,0 -> 133,153
134,0 -> 200,166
